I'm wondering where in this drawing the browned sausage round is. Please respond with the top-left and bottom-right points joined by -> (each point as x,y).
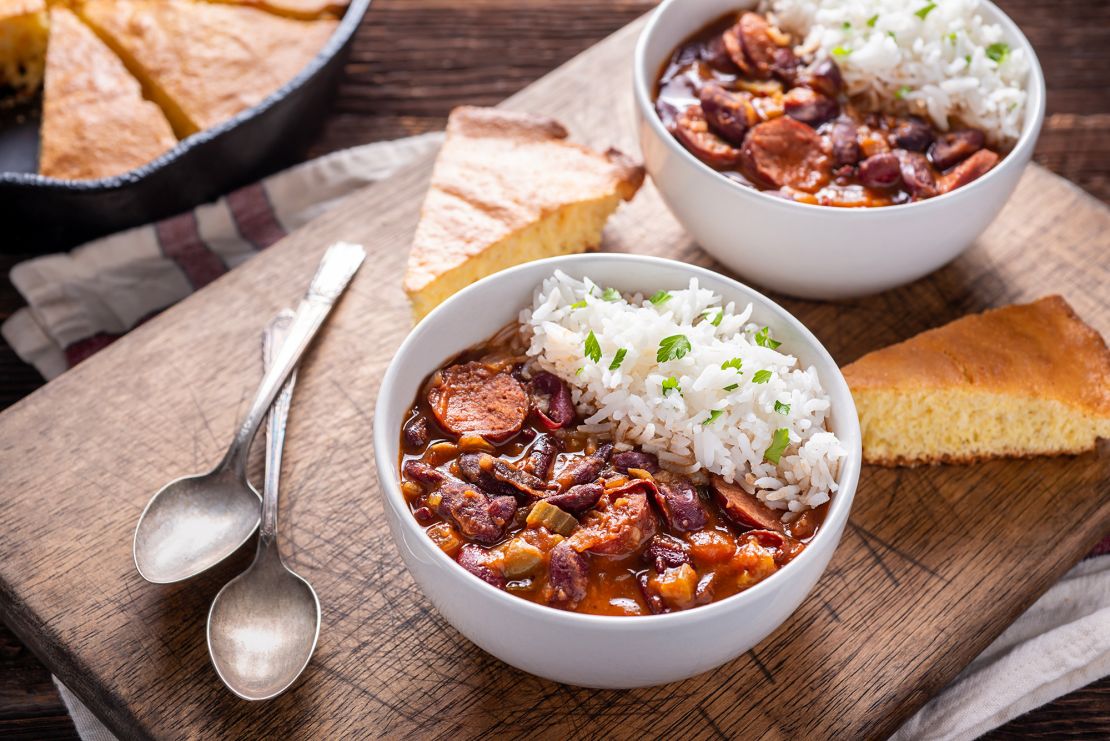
929,128 -> 986,170
737,12 -> 779,79
710,475 -> 785,533
672,105 -> 744,169
898,151 -> 938,198
569,489 -> 658,557
938,149 -> 999,193
427,362 -> 528,440
698,81 -> 756,146
741,116 -> 831,193
783,87 -> 838,128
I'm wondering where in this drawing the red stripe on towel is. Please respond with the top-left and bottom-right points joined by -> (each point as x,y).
64,332 -> 122,368
156,212 -> 227,289
227,182 -> 287,250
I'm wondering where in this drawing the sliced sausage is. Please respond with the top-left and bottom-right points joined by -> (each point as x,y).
528,371 -> 575,429
672,105 -> 744,169
929,128 -> 986,170
890,116 -> 933,152
553,443 -> 613,491
457,544 -> 506,589
427,362 -> 528,440
858,152 -> 903,189
569,489 -> 657,557
543,481 -> 604,515
402,459 -> 445,487
741,116 -> 831,193
743,530 -> 806,566
710,474 -> 785,533
898,150 -> 938,198
643,534 -> 691,573
543,541 -> 589,610
701,33 -> 739,72
457,452 -> 550,500
652,471 -> 709,532
436,480 -> 510,545
736,12 -> 779,79
770,46 -> 801,86
830,117 -> 861,166
610,450 -> 659,474
523,435 -> 562,481
937,149 -> 999,193
783,87 -> 838,128
799,57 -> 844,98
698,81 -> 756,146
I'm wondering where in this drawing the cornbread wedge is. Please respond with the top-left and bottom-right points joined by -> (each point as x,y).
201,0 -> 349,21
404,106 -> 645,320
843,296 -> 1110,466
79,0 -> 337,137
0,0 -> 48,108
39,6 -> 176,180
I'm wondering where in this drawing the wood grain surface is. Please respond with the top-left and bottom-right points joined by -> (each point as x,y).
0,9 -> 1108,740
1,1 -> 1108,738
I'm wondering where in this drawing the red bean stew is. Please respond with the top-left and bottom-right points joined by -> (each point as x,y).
654,11 -> 1004,207
399,325 -> 827,616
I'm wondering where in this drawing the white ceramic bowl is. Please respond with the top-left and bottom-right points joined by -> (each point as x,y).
373,254 -> 861,688
633,0 -> 1046,299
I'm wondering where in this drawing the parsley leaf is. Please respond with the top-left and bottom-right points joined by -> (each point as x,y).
649,290 -> 672,305
702,309 -> 724,327
723,383 -> 739,392
774,400 -> 791,414
570,299 -> 587,309
602,287 -> 621,302
584,331 -> 601,363
763,428 -> 791,464
703,409 -> 724,426
721,357 -> 743,372
895,85 -> 912,100
754,326 -> 782,350
832,45 -> 851,57
657,334 -> 692,363
575,367 -> 584,376
986,42 -> 1010,63
752,369 -> 773,384
662,376 -> 681,395
609,348 -> 627,371
842,21 -> 851,30
866,13 -> 879,27
914,3 -> 936,20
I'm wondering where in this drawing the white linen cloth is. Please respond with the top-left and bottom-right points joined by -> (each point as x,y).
4,135 -> 1106,740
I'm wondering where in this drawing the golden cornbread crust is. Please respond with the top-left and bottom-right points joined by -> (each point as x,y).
404,106 -> 645,313
80,0 -> 338,137
843,295 -> 1110,466
39,6 -> 176,180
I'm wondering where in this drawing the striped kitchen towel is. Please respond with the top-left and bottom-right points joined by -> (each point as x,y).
1,131 -> 443,379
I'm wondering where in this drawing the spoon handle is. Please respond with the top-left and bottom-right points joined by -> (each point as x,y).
260,311 -> 297,542
221,242 -> 365,480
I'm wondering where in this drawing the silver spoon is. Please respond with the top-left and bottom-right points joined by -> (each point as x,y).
133,242 -> 365,583
207,310 -> 320,701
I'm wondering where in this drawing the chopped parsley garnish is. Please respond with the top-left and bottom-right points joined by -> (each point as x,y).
754,326 -> 782,350
721,357 -> 743,372
887,31 -> 896,40
584,331 -> 601,363
752,369 -> 773,384
570,299 -> 587,309
986,42 -> 1010,63
648,290 -> 672,305
657,334 -> 692,363
842,21 -> 851,30
914,3 -> 936,20
774,400 -> 791,414
575,367 -> 584,376
965,54 -> 972,64
723,383 -> 739,392
609,348 -> 627,371
763,428 -> 791,464
895,85 -> 912,100
703,409 -> 724,426
866,13 -> 879,27
602,287 -> 621,302
832,45 -> 851,57
662,376 -> 681,395
702,309 -> 724,327
948,31 -> 958,44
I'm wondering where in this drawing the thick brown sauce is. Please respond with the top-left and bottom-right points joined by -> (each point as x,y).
398,328 -> 830,616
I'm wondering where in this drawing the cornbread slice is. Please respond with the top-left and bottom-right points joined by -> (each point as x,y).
404,106 -> 645,320
843,296 -> 1110,466
0,0 -> 48,108
79,0 -> 337,137
201,0 -> 349,21
39,6 -> 177,180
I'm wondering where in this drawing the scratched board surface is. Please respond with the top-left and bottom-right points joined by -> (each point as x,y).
1,16 -> 1108,741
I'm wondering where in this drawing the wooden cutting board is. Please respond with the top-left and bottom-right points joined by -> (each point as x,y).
1,16 -> 1107,741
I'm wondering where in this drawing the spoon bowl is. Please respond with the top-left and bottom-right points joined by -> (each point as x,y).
207,546 -> 320,701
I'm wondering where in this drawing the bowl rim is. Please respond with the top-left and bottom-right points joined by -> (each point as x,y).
632,0 -> 1047,215
373,252 -> 862,629
0,0 -> 373,190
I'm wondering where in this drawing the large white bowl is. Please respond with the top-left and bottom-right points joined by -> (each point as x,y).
373,254 -> 861,688
633,0 -> 1046,299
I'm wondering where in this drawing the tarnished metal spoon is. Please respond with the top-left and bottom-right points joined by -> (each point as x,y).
133,242 -> 365,583
207,310 -> 320,700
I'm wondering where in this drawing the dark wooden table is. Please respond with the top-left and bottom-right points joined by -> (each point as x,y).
1,1 -> 1107,738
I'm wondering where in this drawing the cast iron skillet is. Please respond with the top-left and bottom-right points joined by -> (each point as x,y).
0,0 -> 372,254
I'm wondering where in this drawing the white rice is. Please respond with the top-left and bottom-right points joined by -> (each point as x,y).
763,0 -> 1029,144
520,271 -> 847,512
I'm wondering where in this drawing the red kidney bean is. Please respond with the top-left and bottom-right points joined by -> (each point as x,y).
523,435 -> 561,481
651,471 -> 709,532
543,481 -> 604,514
436,480 -> 509,545
610,450 -> 659,473
799,57 -> 844,98
783,87 -> 838,128
528,371 -> 575,429
402,416 -> 429,449
671,105 -> 745,169
858,152 -> 903,189
698,81 -> 755,146
929,128 -> 986,170
898,150 -> 938,198
830,118 -> 861,166
457,544 -> 506,589
553,443 -> 612,491
644,534 -> 692,573
890,116 -> 933,152
544,541 -> 589,609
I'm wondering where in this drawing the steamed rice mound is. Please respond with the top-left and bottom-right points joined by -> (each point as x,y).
521,271 -> 846,513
